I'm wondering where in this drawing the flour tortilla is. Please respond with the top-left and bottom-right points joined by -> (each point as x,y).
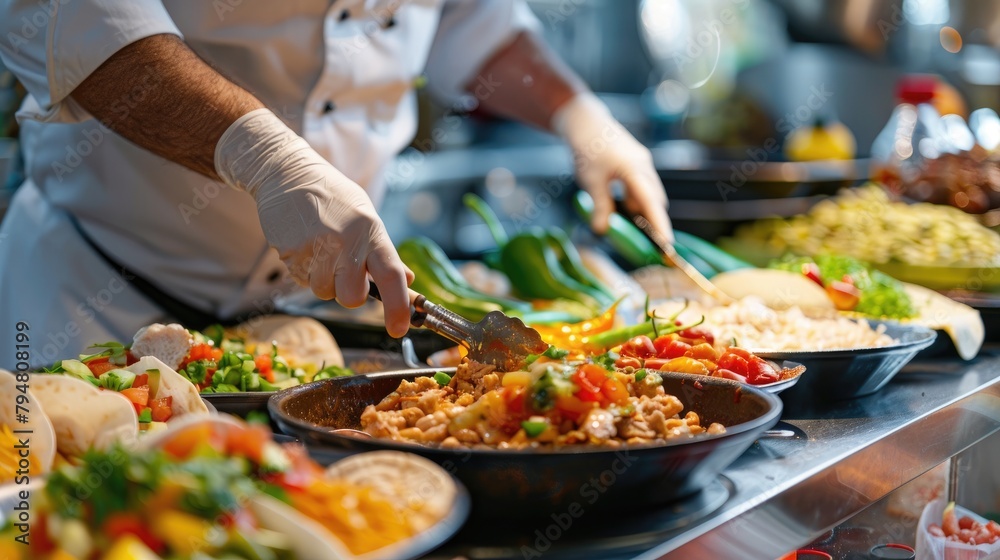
249,495 -> 354,560
710,268 -> 837,313
125,356 -> 209,417
27,374 -> 138,457
234,315 -> 344,368
324,450 -> 456,533
0,369 -> 56,477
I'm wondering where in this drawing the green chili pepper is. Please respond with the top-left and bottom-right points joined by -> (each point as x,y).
398,237 -> 533,321
544,228 -> 615,300
398,239 -> 505,320
587,313 -> 704,351
574,191 -> 662,268
521,420 -> 548,438
465,194 -> 615,311
463,193 -> 509,246
500,231 -> 611,310
433,371 -> 453,386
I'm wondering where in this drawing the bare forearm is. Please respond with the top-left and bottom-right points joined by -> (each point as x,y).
467,31 -> 587,130
70,34 -> 264,179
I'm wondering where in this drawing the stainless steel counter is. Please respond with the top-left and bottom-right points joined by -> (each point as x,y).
425,351 -> 1000,559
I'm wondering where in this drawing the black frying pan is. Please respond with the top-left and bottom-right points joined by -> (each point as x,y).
269,369 -> 782,518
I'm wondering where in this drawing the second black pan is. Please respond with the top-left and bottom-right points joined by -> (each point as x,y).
269,369 -> 782,518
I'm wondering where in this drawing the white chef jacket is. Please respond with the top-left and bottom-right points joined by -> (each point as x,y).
0,0 -> 539,368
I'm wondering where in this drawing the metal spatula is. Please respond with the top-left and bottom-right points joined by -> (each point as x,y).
630,215 -> 735,305
367,281 -> 547,372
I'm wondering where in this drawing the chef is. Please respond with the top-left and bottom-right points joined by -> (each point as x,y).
0,0 -> 672,369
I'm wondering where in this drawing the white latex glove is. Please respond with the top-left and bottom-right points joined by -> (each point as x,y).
215,109 -> 413,337
553,92 -> 673,243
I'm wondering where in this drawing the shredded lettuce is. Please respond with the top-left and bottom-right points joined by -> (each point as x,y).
771,254 -> 916,319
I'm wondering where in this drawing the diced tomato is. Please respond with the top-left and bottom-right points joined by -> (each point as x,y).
654,337 -> 691,360
149,397 -> 173,422
576,385 -> 603,402
620,335 -> 656,359
578,364 -> 609,386
601,378 -> 629,405
746,358 -> 779,385
503,386 -> 529,418
500,386 -> 530,432
185,343 -> 223,366
826,280 -> 861,311
614,357 -> 642,369
224,423 -> 272,464
717,352 -> 750,376
685,343 -> 718,361
802,262 -> 824,287
132,373 -> 149,388
986,520 -> 1000,539
162,424 -> 223,459
254,355 -> 275,382
121,385 -> 150,413
716,369 -> 747,383
102,513 -> 166,554
28,514 -> 57,555
86,357 -> 117,376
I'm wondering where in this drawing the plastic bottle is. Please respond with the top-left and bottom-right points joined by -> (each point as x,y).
870,75 -> 951,195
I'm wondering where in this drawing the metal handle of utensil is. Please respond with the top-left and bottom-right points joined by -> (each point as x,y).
629,214 -> 735,305
367,280 -> 428,328
367,281 -> 471,347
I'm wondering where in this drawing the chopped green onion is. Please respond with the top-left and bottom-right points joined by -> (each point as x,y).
542,346 -> 570,359
634,369 -> 648,382
521,420 -> 548,438
433,371 -> 452,386
592,351 -> 617,371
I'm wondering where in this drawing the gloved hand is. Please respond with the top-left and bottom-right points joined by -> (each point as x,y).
215,109 -> 413,337
553,93 -> 673,243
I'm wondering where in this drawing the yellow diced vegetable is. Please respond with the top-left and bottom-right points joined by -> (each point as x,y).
100,535 -> 162,560
151,510 -> 216,555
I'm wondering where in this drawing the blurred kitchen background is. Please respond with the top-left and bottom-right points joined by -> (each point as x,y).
3,0 -> 999,252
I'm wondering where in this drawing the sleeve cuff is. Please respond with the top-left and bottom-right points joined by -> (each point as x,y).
2,0 -> 182,123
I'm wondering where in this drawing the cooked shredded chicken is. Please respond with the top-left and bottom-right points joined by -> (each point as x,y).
360,360 -> 726,449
